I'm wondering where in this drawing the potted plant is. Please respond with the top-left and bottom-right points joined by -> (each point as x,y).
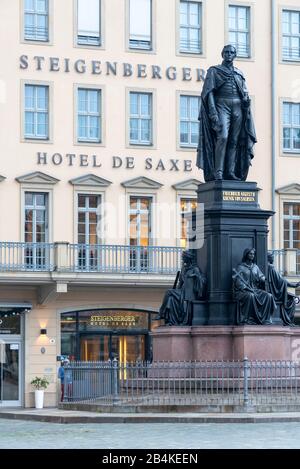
30,376 -> 49,409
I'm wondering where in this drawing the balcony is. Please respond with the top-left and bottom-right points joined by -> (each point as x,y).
0,242 -> 298,287
0,242 -> 183,288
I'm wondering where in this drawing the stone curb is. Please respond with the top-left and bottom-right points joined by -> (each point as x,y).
2,411 -> 300,424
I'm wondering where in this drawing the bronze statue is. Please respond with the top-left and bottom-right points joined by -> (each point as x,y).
157,250 -> 206,326
267,252 -> 300,326
233,248 -> 276,325
197,45 -> 257,182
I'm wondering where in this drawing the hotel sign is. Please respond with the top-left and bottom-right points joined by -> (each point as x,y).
37,153 -> 193,172
90,315 -> 138,327
20,55 -> 206,82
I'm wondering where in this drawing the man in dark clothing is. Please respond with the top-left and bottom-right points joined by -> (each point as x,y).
197,45 -> 257,181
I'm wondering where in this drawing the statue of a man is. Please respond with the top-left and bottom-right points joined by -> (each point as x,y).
156,250 -> 206,326
197,45 -> 257,182
267,252 -> 300,326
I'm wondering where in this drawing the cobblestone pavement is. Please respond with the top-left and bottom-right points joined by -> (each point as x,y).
1,419 -> 300,449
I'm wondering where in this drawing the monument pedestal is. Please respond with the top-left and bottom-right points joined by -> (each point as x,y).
195,180 -> 274,325
152,326 -> 300,361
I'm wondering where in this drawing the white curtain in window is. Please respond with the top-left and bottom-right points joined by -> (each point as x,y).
130,0 -> 151,42
78,0 -> 100,37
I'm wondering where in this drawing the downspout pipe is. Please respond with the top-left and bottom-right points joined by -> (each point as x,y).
271,0 -> 276,249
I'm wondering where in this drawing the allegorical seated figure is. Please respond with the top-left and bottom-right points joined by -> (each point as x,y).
156,250 -> 206,326
267,252 -> 300,326
233,248 -> 276,325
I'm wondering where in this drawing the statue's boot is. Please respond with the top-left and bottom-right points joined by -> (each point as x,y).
215,170 -> 223,180
227,172 -> 240,180
226,149 -> 240,180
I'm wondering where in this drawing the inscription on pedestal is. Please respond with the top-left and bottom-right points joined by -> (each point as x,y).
222,190 -> 256,203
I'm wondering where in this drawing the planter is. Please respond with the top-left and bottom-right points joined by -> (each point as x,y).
34,390 -> 44,409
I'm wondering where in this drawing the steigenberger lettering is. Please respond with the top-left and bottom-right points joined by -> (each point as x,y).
19,55 -> 206,82
36,152 -> 193,172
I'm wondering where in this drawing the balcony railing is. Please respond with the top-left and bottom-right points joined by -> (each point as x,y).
0,242 -> 182,275
0,243 -> 298,277
0,242 -> 55,272
68,244 -> 182,274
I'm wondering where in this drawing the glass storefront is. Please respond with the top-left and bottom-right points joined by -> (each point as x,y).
61,309 -> 159,363
0,308 -> 23,406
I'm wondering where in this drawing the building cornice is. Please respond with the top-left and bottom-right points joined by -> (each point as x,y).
172,178 -> 203,191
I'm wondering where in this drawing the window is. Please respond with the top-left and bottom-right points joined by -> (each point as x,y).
24,192 -> 48,269
282,10 -> 300,61
283,102 -> 300,153
180,95 -> 199,147
77,194 -> 101,270
228,5 -> 250,58
283,203 -> 300,272
77,88 -> 101,143
180,198 -> 197,248
24,0 -> 49,41
129,0 -> 152,50
129,197 -> 152,272
180,1 -> 202,54
77,0 -> 101,46
130,92 -> 152,145
24,85 -> 49,140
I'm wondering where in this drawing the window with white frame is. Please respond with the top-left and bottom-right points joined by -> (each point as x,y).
180,1 -> 202,54
24,84 -> 49,140
129,196 -> 152,272
283,102 -> 300,153
129,0 -> 152,50
228,5 -> 250,58
283,202 -> 300,272
24,0 -> 49,41
24,192 -> 48,269
77,0 -> 101,46
77,88 -> 101,143
180,95 -> 200,147
129,92 -> 152,145
282,10 -> 300,61
180,198 -> 197,248
77,194 -> 101,270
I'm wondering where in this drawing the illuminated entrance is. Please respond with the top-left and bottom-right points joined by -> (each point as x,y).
61,309 -> 159,363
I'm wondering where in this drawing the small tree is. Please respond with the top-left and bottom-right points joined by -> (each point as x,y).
30,376 -> 49,390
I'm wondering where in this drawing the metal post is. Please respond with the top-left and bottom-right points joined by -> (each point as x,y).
243,357 -> 249,407
112,358 -> 119,404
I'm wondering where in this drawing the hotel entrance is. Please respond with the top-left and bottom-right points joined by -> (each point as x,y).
61,309 -> 159,362
80,334 -> 146,363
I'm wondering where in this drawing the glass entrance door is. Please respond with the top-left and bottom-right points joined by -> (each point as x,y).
80,334 -> 146,362
0,341 -> 21,406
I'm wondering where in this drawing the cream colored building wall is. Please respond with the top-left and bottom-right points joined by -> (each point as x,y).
0,0 -> 289,248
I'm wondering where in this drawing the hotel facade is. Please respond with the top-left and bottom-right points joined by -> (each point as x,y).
0,0 -> 299,407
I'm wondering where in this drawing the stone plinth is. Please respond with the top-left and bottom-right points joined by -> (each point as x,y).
196,180 -> 274,325
152,325 -> 300,361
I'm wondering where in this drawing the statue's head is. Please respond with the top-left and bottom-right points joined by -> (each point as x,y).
242,248 -> 256,263
222,44 -> 237,63
267,251 -> 274,264
182,250 -> 194,265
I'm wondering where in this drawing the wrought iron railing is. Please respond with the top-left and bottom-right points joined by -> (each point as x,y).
68,244 -> 183,274
62,358 -> 300,408
0,242 -> 55,272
